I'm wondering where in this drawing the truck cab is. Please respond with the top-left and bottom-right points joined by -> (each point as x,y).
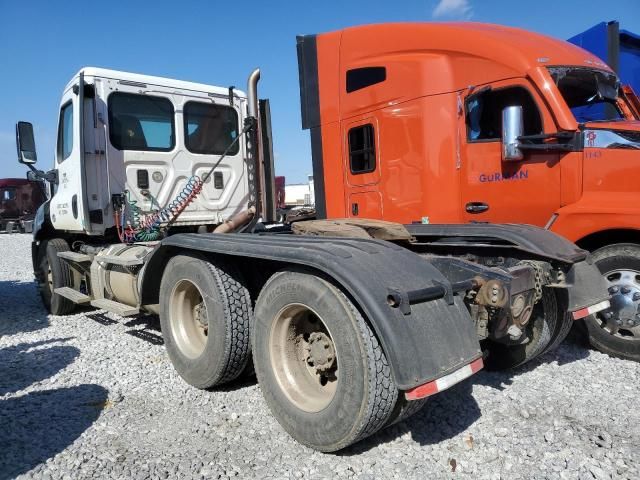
33,68 -> 252,238
298,22 -> 640,359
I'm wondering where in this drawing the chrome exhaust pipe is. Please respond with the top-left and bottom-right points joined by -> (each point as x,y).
247,68 -> 260,119
246,68 -> 266,222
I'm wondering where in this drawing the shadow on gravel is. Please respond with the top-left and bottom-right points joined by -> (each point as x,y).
213,370 -> 258,392
473,341 -> 591,391
342,380 -> 480,455
0,281 -> 49,337
0,384 -> 108,480
0,338 -> 78,396
124,314 -> 164,345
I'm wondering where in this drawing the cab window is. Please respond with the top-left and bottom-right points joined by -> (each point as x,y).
57,102 -> 74,162
108,93 -> 175,151
184,102 -> 239,155
466,86 -> 543,141
348,124 -> 376,174
1,187 -> 16,201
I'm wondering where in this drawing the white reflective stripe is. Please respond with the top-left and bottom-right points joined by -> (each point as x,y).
587,300 -> 610,315
572,299 -> 611,319
434,363 -> 474,392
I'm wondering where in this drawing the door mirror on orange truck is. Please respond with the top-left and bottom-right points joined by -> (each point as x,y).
501,106 -> 524,162
16,121 -> 38,164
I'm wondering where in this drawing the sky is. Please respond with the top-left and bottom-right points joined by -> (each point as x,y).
1,0 -> 639,183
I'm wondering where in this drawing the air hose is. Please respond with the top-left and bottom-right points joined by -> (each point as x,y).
117,119 -> 255,244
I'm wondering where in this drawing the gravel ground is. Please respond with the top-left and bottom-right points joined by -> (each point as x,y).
1,233 -> 639,480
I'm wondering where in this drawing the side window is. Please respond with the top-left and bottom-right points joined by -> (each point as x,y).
183,102 -> 239,155
466,86 -> 543,141
348,124 -> 376,174
57,102 -> 74,163
346,67 -> 386,93
2,188 -> 16,201
108,92 -> 175,151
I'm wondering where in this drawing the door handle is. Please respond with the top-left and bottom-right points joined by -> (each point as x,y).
466,202 -> 489,213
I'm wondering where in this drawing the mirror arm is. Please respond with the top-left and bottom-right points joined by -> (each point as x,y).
516,131 -> 582,153
517,132 -> 576,141
26,164 -> 58,184
517,143 -> 577,152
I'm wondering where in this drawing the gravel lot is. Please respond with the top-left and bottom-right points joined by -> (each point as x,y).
1,233 -> 639,480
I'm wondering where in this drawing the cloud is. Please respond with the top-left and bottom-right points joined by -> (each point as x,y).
432,0 -> 473,19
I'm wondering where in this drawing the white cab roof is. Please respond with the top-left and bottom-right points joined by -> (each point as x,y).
65,67 -> 247,98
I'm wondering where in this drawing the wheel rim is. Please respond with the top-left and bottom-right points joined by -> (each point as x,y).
596,268 -> 640,339
169,279 -> 209,358
269,303 -> 338,413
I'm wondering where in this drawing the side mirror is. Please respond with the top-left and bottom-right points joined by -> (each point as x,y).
16,121 -> 38,164
502,106 -> 524,161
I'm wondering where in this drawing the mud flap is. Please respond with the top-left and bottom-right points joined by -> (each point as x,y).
562,259 -> 610,317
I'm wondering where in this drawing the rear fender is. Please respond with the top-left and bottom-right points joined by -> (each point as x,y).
407,223 -> 609,314
140,233 -> 482,390
406,223 -> 588,263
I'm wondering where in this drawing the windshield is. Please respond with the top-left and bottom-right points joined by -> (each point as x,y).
548,67 -> 623,123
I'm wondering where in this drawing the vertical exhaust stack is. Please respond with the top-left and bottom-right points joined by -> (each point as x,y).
247,69 -> 267,222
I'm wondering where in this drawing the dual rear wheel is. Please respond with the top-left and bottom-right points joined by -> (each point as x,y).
159,258 -> 407,451
481,289 -> 571,370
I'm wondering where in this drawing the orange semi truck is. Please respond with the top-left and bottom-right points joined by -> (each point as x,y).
297,22 -> 640,361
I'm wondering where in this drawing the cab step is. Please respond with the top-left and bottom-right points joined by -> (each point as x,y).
0,222 -> 16,234
90,298 -> 139,317
95,255 -> 145,267
57,251 -> 92,263
54,287 -> 92,304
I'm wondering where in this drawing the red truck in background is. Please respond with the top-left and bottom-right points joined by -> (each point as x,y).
0,178 -> 46,233
297,22 -> 640,361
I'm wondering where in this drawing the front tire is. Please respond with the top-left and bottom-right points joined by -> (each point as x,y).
36,238 -> 76,315
583,244 -> 640,361
252,270 -> 398,452
159,254 -> 252,388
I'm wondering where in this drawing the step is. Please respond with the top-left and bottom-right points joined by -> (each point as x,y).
1,222 -> 16,234
95,254 -> 145,267
58,251 -> 92,263
54,287 -> 92,304
91,298 -> 139,317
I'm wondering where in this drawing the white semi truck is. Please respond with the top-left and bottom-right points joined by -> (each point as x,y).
15,66 -> 608,451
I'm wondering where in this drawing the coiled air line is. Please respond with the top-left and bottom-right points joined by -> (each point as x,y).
116,118 -> 256,243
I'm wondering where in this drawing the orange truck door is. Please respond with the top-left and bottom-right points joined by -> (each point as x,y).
342,118 -> 383,219
460,81 -> 561,225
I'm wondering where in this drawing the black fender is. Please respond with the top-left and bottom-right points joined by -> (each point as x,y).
561,260 -> 609,312
407,223 -> 609,313
30,200 -> 54,275
140,232 -> 482,390
406,223 -> 588,264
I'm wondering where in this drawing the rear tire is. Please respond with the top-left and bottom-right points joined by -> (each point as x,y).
385,396 -> 428,426
582,244 -> 640,361
36,238 -> 76,315
252,270 -> 398,452
481,289 -> 558,370
159,254 -> 252,388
